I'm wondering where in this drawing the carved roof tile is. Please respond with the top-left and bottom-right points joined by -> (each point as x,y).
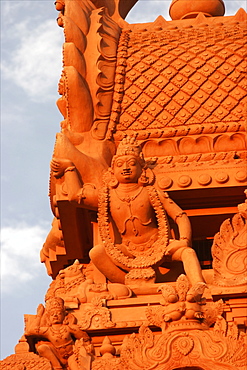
111,16 -> 247,138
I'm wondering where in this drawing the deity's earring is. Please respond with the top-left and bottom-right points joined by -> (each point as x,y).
108,169 -> 119,188
139,167 -> 149,185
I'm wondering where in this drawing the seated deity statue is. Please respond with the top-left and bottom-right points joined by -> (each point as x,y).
25,297 -> 92,370
51,136 -> 205,296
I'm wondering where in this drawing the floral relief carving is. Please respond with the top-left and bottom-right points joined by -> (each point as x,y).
78,297 -> 115,330
145,275 -> 222,332
212,191 -> 247,286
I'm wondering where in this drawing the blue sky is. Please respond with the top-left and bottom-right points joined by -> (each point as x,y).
1,0 -> 245,360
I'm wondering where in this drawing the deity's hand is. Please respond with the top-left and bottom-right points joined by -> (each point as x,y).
51,157 -> 74,178
36,304 -> 45,318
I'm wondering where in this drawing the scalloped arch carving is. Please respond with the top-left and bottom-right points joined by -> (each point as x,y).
214,133 -> 246,152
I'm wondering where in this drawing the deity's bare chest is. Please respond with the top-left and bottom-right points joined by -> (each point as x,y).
109,187 -> 154,228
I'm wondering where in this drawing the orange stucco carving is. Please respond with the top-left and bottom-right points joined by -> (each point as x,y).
1,0 -> 247,369
212,191 -> 247,287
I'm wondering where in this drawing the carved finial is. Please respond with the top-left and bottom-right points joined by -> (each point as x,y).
169,0 -> 225,20
99,336 -> 116,358
14,336 -> 30,354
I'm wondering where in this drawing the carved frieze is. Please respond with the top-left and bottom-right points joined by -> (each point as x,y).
92,318 -> 247,370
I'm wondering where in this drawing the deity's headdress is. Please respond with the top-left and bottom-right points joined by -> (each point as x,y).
46,297 -> 65,312
112,136 -> 145,167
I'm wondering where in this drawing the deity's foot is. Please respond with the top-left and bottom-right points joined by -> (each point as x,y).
125,267 -> 156,286
186,282 -> 207,302
107,283 -> 132,299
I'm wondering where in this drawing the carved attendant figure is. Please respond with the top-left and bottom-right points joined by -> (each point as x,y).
51,136 -> 205,295
25,297 -> 91,370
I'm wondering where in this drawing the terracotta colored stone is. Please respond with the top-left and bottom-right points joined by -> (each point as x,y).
1,0 -> 247,369
24,297 -> 93,370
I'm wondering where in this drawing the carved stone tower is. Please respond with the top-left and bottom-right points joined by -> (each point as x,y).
1,0 -> 246,369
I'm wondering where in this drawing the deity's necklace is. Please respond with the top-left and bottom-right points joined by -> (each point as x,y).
114,186 -> 143,203
98,172 -> 170,269
50,324 -> 68,339
114,186 -> 143,236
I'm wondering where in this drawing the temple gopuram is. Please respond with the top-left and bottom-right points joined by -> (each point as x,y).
1,0 -> 247,369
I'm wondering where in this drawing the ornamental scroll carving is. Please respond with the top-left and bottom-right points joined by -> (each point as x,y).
146,275 -> 222,331
92,318 -> 247,370
56,0 -> 121,139
212,190 -> 247,286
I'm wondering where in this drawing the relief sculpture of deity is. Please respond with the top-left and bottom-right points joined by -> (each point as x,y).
51,136 -> 206,300
25,297 -> 93,370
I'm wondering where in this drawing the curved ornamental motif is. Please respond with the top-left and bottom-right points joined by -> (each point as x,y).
92,318 -> 247,370
212,191 -> 247,286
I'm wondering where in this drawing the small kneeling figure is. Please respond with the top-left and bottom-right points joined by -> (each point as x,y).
25,297 -> 91,370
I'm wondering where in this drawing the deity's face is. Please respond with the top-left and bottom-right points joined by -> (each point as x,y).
113,155 -> 143,184
49,308 -> 65,325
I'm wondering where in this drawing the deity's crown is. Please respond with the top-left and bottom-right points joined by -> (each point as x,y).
116,136 -> 143,159
46,297 -> 64,311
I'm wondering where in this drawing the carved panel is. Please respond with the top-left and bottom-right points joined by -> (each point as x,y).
212,194 -> 247,286
91,318 -> 247,370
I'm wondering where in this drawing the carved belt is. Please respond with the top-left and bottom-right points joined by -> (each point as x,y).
55,340 -> 73,359
121,233 -> 158,256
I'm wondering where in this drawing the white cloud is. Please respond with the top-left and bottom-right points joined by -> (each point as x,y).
1,223 -> 50,292
1,19 -> 63,102
224,1 -> 246,15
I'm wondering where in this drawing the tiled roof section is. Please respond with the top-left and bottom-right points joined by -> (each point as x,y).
114,19 -> 247,136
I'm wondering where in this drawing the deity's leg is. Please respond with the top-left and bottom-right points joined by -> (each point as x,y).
172,248 -> 207,301
89,244 -> 126,284
36,343 -> 63,369
172,248 -> 205,286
